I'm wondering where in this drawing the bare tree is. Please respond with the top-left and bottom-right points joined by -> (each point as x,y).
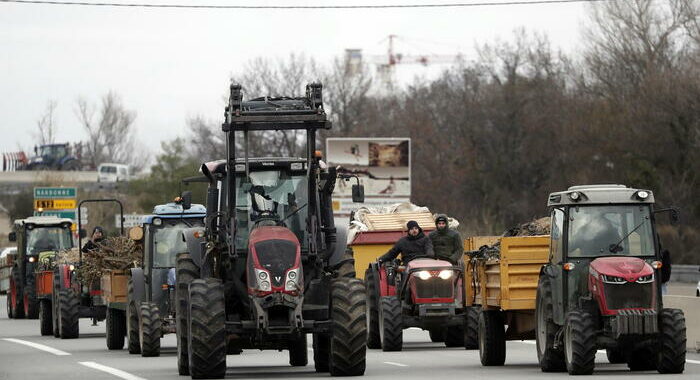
188,115 -> 226,162
76,91 -> 145,170
34,100 -> 58,145
323,56 -> 374,134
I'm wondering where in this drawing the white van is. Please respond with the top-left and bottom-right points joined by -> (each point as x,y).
97,163 -> 130,182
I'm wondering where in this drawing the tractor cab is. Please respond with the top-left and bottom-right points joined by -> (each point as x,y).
536,184 -> 685,375
27,143 -> 80,171
7,216 -> 73,319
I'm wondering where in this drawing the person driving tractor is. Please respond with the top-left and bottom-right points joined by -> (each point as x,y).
378,220 -> 434,265
429,214 -> 463,265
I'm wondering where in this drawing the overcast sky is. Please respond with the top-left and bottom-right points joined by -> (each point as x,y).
0,0 -> 590,158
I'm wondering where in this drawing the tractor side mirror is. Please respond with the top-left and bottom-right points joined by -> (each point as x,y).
79,228 -> 87,239
8,232 -> 16,242
129,226 -> 144,241
181,191 -> 192,210
33,145 -> 37,155
654,207 -> 680,226
352,184 -> 365,203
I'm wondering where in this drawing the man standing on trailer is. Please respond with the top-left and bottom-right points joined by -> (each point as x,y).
429,214 -> 464,265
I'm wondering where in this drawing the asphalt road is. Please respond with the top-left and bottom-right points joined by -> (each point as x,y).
0,297 -> 699,380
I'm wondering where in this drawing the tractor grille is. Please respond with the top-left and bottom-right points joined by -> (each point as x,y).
603,281 -> 653,310
255,240 -> 297,288
415,278 -> 453,300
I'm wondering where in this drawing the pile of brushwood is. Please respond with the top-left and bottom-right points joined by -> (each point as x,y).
76,236 -> 142,286
470,217 -> 551,261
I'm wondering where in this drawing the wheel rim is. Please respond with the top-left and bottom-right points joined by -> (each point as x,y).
564,323 -> 573,363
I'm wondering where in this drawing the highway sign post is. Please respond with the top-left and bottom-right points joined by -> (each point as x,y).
33,186 -> 81,229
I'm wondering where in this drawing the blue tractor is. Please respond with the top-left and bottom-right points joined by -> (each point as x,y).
103,196 -> 206,355
26,143 -> 81,171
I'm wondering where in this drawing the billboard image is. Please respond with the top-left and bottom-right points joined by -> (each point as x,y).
326,138 -> 411,215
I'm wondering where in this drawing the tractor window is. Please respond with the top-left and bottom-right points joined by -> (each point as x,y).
152,219 -> 204,268
26,227 -> 73,254
550,209 -> 564,262
567,205 -> 654,258
234,170 -> 308,250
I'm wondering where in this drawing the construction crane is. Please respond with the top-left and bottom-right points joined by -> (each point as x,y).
345,35 -> 463,88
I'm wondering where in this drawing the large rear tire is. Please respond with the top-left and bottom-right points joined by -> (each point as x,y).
126,278 -> 141,354
478,309 -> 506,366
536,275 -> 565,372
106,307 -> 126,350
289,334 -> 308,367
140,302 -> 161,357
313,333 -> 330,372
329,277 -> 367,376
10,268 -> 24,319
563,310 -> 596,375
606,347 -> 625,364
464,306 -> 479,349
657,308 -> 686,374
24,277 -> 39,319
379,296 -> 403,352
58,288 -> 79,339
176,253 -> 198,375
39,300 -> 53,336
188,279 -> 226,379
364,267 -> 381,349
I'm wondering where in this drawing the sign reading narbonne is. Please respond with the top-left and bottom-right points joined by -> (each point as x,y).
34,187 -> 77,199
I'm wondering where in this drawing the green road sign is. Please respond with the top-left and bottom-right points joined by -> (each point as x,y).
34,187 -> 77,199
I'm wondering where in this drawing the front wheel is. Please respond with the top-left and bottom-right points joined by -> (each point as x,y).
329,277 -> 367,376
140,302 -> 161,357
58,288 -> 79,339
364,267 -> 381,349
536,275 -> 565,372
187,279 -> 226,379
478,309 -> 506,366
126,278 -> 141,354
289,334 -> 308,367
464,306 -> 479,349
106,307 -> 126,350
379,296 -> 402,352
176,252 -> 199,375
39,300 -> 53,336
657,308 -> 686,374
563,310 -> 596,375
24,281 -> 39,319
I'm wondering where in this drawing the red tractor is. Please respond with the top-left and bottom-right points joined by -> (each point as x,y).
536,185 -> 686,375
365,257 -> 465,351
176,83 -> 367,379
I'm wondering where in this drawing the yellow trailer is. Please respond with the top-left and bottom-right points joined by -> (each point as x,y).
464,235 -> 550,366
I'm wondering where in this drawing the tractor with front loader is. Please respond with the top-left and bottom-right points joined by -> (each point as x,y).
535,184 -> 685,375
176,83 -> 367,379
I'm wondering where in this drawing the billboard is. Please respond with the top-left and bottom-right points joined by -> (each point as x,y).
326,138 -> 411,215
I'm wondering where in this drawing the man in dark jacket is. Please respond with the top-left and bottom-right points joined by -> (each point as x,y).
429,214 -> 463,265
82,226 -> 104,253
378,220 -> 434,265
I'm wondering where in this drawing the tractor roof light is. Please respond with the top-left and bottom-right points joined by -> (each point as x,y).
568,192 -> 581,202
153,217 -> 162,226
636,190 -> 650,200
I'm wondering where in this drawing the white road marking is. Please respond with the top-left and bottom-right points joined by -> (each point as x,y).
2,338 -> 71,356
516,340 -> 700,365
79,362 -> 147,380
665,295 -> 700,299
384,361 -> 409,367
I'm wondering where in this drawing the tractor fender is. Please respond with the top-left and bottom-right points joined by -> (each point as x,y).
182,227 -> 205,268
129,268 -> 145,304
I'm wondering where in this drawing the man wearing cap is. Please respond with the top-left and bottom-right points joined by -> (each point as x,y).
82,226 -> 105,253
429,214 -> 464,265
378,220 -> 434,265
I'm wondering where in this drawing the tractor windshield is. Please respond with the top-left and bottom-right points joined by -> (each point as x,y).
152,219 -> 204,268
567,205 -> 655,258
26,227 -> 73,255
39,145 -> 66,158
234,170 -> 308,249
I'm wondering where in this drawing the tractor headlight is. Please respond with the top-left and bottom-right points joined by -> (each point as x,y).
417,271 -> 431,280
28,256 -> 36,263
69,264 -> 75,271
601,274 -> 626,284
438,270 -> 453,280
285,268 -> 300,291
636,274 -> 654,284
255,269 -> 271,291
153,217 -> 162,226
